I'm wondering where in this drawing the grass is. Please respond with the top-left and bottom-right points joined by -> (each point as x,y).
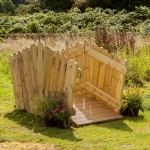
0,40 -> 150,150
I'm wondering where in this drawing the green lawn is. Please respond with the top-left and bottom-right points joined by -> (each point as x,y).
0,50 -> 150,150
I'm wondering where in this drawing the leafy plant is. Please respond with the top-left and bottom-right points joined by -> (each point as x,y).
33,96 -> 55,118
52,100 -> 71,127
33,91 -> 70,127
121,86 -> 145,116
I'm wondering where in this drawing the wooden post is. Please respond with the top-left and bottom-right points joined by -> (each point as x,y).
64,60 -> 78,112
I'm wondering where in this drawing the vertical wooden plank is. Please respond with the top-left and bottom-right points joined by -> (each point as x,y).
13,53 -> 24,109
30,44 -> 38,96
9,55 -> 19,109
27,47 -> 36,99
38,42 -> 43,97
110,69 -> 119,97
57,55 -> 67,91
115,72 -> 125,112
17,51 -> 29,111
89,56 -> 95,83
103,66 -> 113,94
22,49 -> 34,112
51,52 -> 61,92
27,48 -> 35,96
75,54 -> 84,82
64,60 -> 78,112
97,63 -> 106,90
116,60 -> 127,101
44,48 -> 55,95
84,54 -> 93,95
92,59 -> 100,86
43,46 -> 49,94
84,54 -> 90,82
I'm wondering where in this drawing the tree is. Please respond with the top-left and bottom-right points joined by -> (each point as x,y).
12,0 -> 25,6
0,0 -> 3,13
3,0 -> 16,15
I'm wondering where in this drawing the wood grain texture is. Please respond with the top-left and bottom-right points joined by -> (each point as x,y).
64,59 -> 78,112
71,94 -> 123,126
9,55 -> 19,109
38,42 -> 43,97
13,53 -> 24,109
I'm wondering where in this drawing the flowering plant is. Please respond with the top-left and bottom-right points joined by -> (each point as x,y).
50,91 -> 71,127
121,86 -> 144,116
52,102 -> 71,126
34,91 -> 71,127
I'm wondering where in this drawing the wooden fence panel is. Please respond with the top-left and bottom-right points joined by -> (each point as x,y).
10,40 -> 127,114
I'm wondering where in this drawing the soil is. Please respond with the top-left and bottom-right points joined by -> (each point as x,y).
0,142 -> 61,150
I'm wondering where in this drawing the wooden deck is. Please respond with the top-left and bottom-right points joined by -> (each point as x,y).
71,94 -> 123,126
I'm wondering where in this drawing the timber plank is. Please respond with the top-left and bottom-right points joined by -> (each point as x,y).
30,44 -> 38,96
17,51 -> 29,111
57,55 -> 67,91
64,59 -> 78,112
44,48 -> 55,95
71,94 -> 123,126
9,55 -> 19,109
51,52 -> 61,92
85,46 -> 127,74
85,81 -> 121,108
38,42 -> 43,97
13,53 -> 24,109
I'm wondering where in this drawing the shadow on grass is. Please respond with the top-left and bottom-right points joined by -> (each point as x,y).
123,115 -> 145,122
4,109 -> 82,142
94,119 -> 133,132
95,115 -> 145,132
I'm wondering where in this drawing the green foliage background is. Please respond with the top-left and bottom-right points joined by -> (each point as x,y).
1,6 -> 150,34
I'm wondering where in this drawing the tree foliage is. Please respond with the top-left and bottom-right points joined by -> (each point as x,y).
0,0 -> 15,14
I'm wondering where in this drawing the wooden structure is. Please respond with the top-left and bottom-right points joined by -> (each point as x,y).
63,40 -> 127,112
10,40 -> 127,126
9,42 -> 80,112
72,94 -> 123,126
62,40 -> 127,126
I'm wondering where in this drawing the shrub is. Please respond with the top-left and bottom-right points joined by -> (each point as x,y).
8,25 -> 25,33
121,86 -> 144,116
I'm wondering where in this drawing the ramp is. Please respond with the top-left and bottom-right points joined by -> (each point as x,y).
71,94 -> 123,126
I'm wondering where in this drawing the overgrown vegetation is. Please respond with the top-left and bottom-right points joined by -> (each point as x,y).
1,6 -> 150,34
